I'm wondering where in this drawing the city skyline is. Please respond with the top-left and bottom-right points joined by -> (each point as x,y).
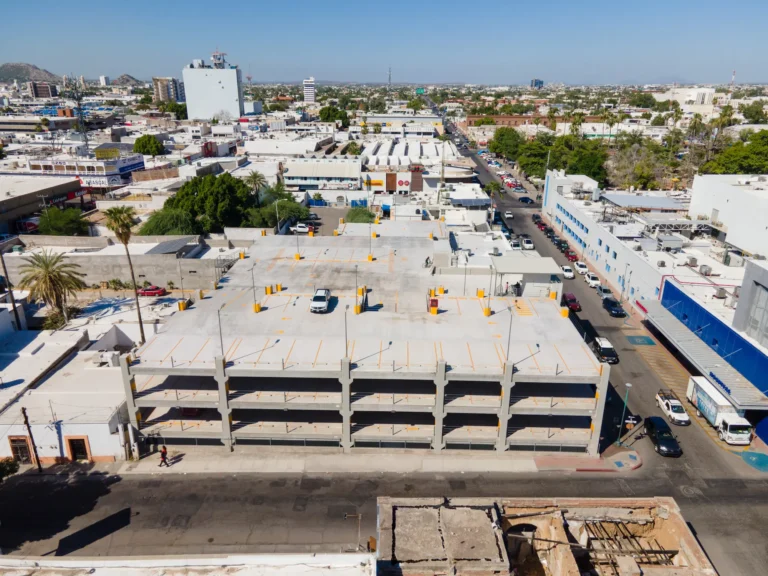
2,0 -> 767,85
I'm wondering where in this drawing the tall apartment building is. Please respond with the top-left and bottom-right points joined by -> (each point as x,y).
27,82 -> 58,98
303,76 -> 316,104
182,51 -> 243,121
78,75 -> 86,89
530,78 -> 544,90
99,75 -> 110,87
153,77 -> 185,103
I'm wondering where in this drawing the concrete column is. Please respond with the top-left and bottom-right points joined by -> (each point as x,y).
214,355 -> 232,451
432,360 -> 447,452
340,357 -> 353,453
587,363 -> 611,456
496,362 -> 515,451
119,355 -> 139,429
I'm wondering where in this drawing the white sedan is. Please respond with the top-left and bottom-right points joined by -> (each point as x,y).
574,261 -> 589,275
561,265 -> 575,279
585,272 -> 601,288
522,238 -> 535,250
504,211 -> 514,220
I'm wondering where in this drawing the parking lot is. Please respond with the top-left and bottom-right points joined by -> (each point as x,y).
293,206 -> 348,236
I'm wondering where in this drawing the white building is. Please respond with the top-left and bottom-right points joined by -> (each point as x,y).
153,77 -> 185,103
654,87 -> 715,106
688,174 -> 768,258
99,75 -> 110,87
182,51 -> 244,121
303,76 -> 316,104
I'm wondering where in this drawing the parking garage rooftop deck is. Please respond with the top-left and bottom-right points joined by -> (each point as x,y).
131,235 -> 601,381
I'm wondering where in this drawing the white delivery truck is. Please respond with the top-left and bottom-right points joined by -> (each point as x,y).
686,376 -> 753,445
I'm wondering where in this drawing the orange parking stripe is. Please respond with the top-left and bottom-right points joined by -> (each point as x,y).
138,336 -> 158,358
527,344 -> 542,373
284,339 -> 297,366
553,344 -> 571,374
466,343 -> 475,371
191,338 -> 211,363
313,340 -> 323,368
227,338 -> 244,362
162,338 -> 184,363
254,338 -> 270,365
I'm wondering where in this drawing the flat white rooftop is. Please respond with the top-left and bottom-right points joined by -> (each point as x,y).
0,175 -> 79,199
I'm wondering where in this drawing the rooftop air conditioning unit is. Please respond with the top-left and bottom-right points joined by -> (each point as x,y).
657,260 -> 666,268
633,244 -> 643,251
700,264 -> 713,276
714,287 -> 727,299
687,256 -> 698,267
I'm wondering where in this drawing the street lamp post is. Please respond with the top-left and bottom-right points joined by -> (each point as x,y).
463,263 -> 468,296
178,259 -> 185,300
487,266 -> 493,310
251,266 -> 257,305
344,305 -> 350,358
369,223 -> 372,258
615,383 -> 633,446
355,264 -> 359,309
506,306 -> 514,364
217,305 -> 225,357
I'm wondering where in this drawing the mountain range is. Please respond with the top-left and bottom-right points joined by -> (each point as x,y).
0,62 -> 60,83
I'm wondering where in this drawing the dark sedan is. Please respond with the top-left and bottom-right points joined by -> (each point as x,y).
603,297 -> 626,318
519,196 -> 535,204
644,416 -> 683,457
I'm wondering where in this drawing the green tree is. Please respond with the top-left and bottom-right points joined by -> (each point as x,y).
702,130 -> 768,174
345,207 -> 376,223
485,181 -> 501,196
105,206 -> 145,344
18,250 -> 86,322
651,114 -> 667,126
139,209 -> 202,235
0,144 -> 5,160
475,117 -> 495,126
406,98 -> 424,111
373,122 -> 382,134
164,173 -> 255,232
318,106 -> 350,127
40,117 -> 50,127
346,141 -> 361,155
740,101 -> 768,124
0,457 -> 20,483
488,127 -> 525,160
516,140 -> 550,178
547,108 -> 557,133
133,134 -> 165,157
566,140 -> 608,187
628,92 -> 656,109
361,123 -> 369,135
38,207 -> 88,236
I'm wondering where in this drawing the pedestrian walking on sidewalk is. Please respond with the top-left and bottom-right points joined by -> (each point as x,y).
159,445 -> 170,467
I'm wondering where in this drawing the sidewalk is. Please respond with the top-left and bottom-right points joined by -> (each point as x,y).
16,446 -> 641,477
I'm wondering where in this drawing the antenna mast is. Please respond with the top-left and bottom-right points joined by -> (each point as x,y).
388,67 -> 391,94
730,70 -> 736,94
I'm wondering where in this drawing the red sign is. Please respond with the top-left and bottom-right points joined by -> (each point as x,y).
429,298 -> 438,308
398,180 -> 403,186
404,180 -> 410,186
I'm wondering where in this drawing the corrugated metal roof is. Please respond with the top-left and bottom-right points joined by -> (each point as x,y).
146,237 -> 195,255
603,194 -> 683,210
643,299 -> 768,409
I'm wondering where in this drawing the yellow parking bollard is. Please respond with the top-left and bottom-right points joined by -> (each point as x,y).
429,232 -> 433,240
430,306 -> 438,315
429,288 -> 435,298
265,285 -> 273,295
294,253 -> 301,260
178,301 -> 187,311
339,217 -> 345,225
253,302 -> 261,313
261,229 -> 267,236
477,288 -> 485,298
438,286 -> 445,295
239,251 -> 245,260
560,307 -> 569,318
276,283 -> 282,292
483,307 -> 492,317
372,231 -> 377,239
367,254 -> 373,262
333,229 -> 339,236
355,304 -> 362,315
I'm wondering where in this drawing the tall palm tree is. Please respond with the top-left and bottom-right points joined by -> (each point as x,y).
104,206 -> 145,344
533,117 -> 541,136
18,250 -> 86,323
244,170 -> 266,208
547,108 -> 557,133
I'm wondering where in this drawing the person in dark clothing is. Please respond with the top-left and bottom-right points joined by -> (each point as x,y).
159,445 -> 170,467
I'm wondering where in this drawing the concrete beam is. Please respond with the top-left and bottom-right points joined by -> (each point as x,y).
340,357 -> 353,453
129,365 -> 217,378
587,364 -> 610,456
496,362 -> 514,452
214,355 -> 232,451
432,360 -> 447,452
226,368 -> 343,379
135,399 -> 220,410
229,401 -> 342,411
120,354 -> 139,429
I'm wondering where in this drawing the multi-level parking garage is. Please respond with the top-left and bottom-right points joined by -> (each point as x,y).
121,222 -> 610,455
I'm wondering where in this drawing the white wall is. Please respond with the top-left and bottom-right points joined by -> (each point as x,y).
689,175 -> 768,257
0,422 -> 124,462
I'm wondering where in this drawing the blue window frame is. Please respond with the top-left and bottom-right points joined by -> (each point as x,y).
598,239 -> 602,246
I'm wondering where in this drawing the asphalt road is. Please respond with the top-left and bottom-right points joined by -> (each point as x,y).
448,126 -> 760,479
1,469 -> 767,575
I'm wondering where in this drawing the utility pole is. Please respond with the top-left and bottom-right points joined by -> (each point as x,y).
0,249 -> 22,331
21,407 -> 42,473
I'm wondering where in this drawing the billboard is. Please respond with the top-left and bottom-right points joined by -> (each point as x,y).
416,88 -> 425,95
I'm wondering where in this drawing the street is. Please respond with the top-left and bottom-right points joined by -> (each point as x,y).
447,121 -> 761,479
1,469 -> 767,575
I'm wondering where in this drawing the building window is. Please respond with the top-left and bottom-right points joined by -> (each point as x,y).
598,239 -> 602,246
612,251 -> 617,259
605,245 -> 610,253
655,287 -> 660,296
630,287 -> 635,296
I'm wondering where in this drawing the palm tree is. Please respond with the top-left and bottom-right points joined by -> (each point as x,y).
688,113 -> 704,142
547,108 -> 557,133
244,170 -> 266,208
373,123 -> 382,135
104,206 -> 145,344
18,250 -> 85,323
533,117 -> 541,136
606,112 -> 617,146
570,112 -> 586,137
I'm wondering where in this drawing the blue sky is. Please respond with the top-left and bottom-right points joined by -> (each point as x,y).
2,0 -> 766,84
